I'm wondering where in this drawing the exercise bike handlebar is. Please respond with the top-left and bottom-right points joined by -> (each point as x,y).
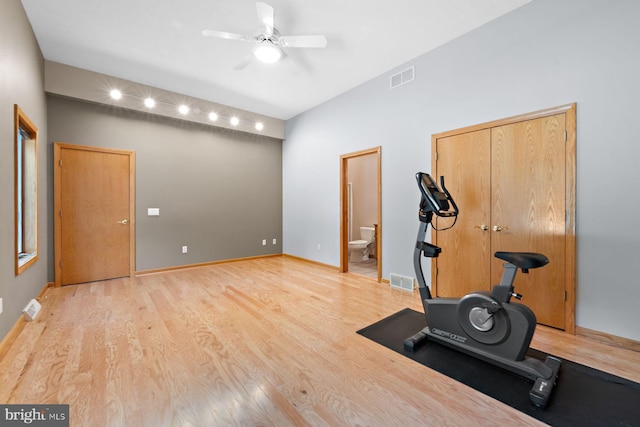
416,172 -> 459,219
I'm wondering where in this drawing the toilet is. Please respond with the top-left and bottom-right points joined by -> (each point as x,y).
348,226 -> 376,262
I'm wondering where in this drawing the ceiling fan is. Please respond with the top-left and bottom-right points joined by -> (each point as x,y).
202,2 -> 327,70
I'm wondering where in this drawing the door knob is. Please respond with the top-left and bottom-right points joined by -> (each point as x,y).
474,225 -> 489,231
493,225 -> 508,232
117,219 -> 128,225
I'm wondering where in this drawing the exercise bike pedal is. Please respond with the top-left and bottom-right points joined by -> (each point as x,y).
529,356 -> 562,407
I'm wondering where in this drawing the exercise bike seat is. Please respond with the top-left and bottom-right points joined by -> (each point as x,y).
494,252 -> 549,271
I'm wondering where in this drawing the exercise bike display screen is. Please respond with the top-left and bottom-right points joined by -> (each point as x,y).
417,173 -> 457,217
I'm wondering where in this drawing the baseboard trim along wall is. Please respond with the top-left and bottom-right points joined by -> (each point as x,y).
281,254 -> 340,271
135,254 -> 284,276
0,282 -> 52,360
576,326 -> 640,354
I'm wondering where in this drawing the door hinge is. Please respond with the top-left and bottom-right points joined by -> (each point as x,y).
59,210 -> 62,217
564,130 -> 567,142
564,290 -> 567,301
435,152 -> 439,161
59,260 -> 63,268
59,159 -> 62,167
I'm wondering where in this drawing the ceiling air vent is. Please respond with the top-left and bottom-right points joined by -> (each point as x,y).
390,66 -> 415,89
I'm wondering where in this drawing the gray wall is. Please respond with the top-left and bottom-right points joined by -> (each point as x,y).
44,61 -> 285,140
47,96 -> 283,272
0,0 -> 49,341
283,0 -> 640,341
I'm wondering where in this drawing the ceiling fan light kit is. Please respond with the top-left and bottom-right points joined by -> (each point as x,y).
254,41 -> 282,63
202,2 -> 327,70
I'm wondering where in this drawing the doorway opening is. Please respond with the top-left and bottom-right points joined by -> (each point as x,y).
340,147 -> 381,281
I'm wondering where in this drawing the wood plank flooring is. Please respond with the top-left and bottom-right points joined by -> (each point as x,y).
1,256 -> 639,426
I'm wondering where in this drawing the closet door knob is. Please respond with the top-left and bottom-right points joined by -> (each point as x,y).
493,225 -> 508,232
474,225 -> 489,231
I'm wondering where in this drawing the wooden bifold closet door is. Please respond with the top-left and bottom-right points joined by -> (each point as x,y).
431,104 -> 576,331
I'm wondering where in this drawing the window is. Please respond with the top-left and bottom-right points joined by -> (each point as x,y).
14,105 -> 38,275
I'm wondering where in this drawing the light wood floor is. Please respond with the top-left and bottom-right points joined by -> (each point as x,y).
1,256 -> 639,426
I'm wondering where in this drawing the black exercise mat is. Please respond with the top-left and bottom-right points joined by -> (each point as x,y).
357,308 -> 640,427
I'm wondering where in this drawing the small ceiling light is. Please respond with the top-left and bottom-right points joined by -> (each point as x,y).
208,112 -> 218,121
144,98 -> 155,108
110,89 -> 122,100
178,105 -> 189,115
253,41 -> 282,64
255,122 -> 264,131
230,116 -> 240,126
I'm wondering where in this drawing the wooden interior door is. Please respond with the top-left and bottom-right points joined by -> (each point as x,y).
54,143 -> 135,286
433,129 -> 491,297
491,114 -> 566,328
432,104 -> 576,331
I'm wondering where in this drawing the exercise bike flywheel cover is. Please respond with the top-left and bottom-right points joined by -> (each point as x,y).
457,293 -> 510,345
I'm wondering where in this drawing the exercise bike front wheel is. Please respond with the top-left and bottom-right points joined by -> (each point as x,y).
457,293 -> 510,345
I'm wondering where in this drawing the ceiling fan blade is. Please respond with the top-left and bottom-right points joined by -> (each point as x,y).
280,53 -> 301,76
256,2 -> 275,37
202,29 -> 254,42
279,35 -> 327,48
233,54 -> 254,71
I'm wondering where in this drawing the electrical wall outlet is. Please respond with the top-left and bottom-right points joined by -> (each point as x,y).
272,238 -> 277,245
182,246 -> 188,254
317,243 -> 321,250
0,297 -> 3,314
262,239 -> 267,246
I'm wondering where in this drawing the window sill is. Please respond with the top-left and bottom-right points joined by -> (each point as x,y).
16,252 -> 38,275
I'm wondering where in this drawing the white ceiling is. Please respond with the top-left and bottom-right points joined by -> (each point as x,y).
21,0 -> 531,120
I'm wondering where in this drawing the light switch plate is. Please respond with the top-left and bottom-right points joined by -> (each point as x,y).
148,208 -> 160,216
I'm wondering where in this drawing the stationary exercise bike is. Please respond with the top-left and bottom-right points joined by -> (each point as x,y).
404,172 -> 561,407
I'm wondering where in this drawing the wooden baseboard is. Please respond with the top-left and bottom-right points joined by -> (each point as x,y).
576,326 -> 640,354
135,254 -> 284,276
0,317 -> 27,361
0,281 -> 52,360
282,254 -> 339,271
39,282 -> 54,299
